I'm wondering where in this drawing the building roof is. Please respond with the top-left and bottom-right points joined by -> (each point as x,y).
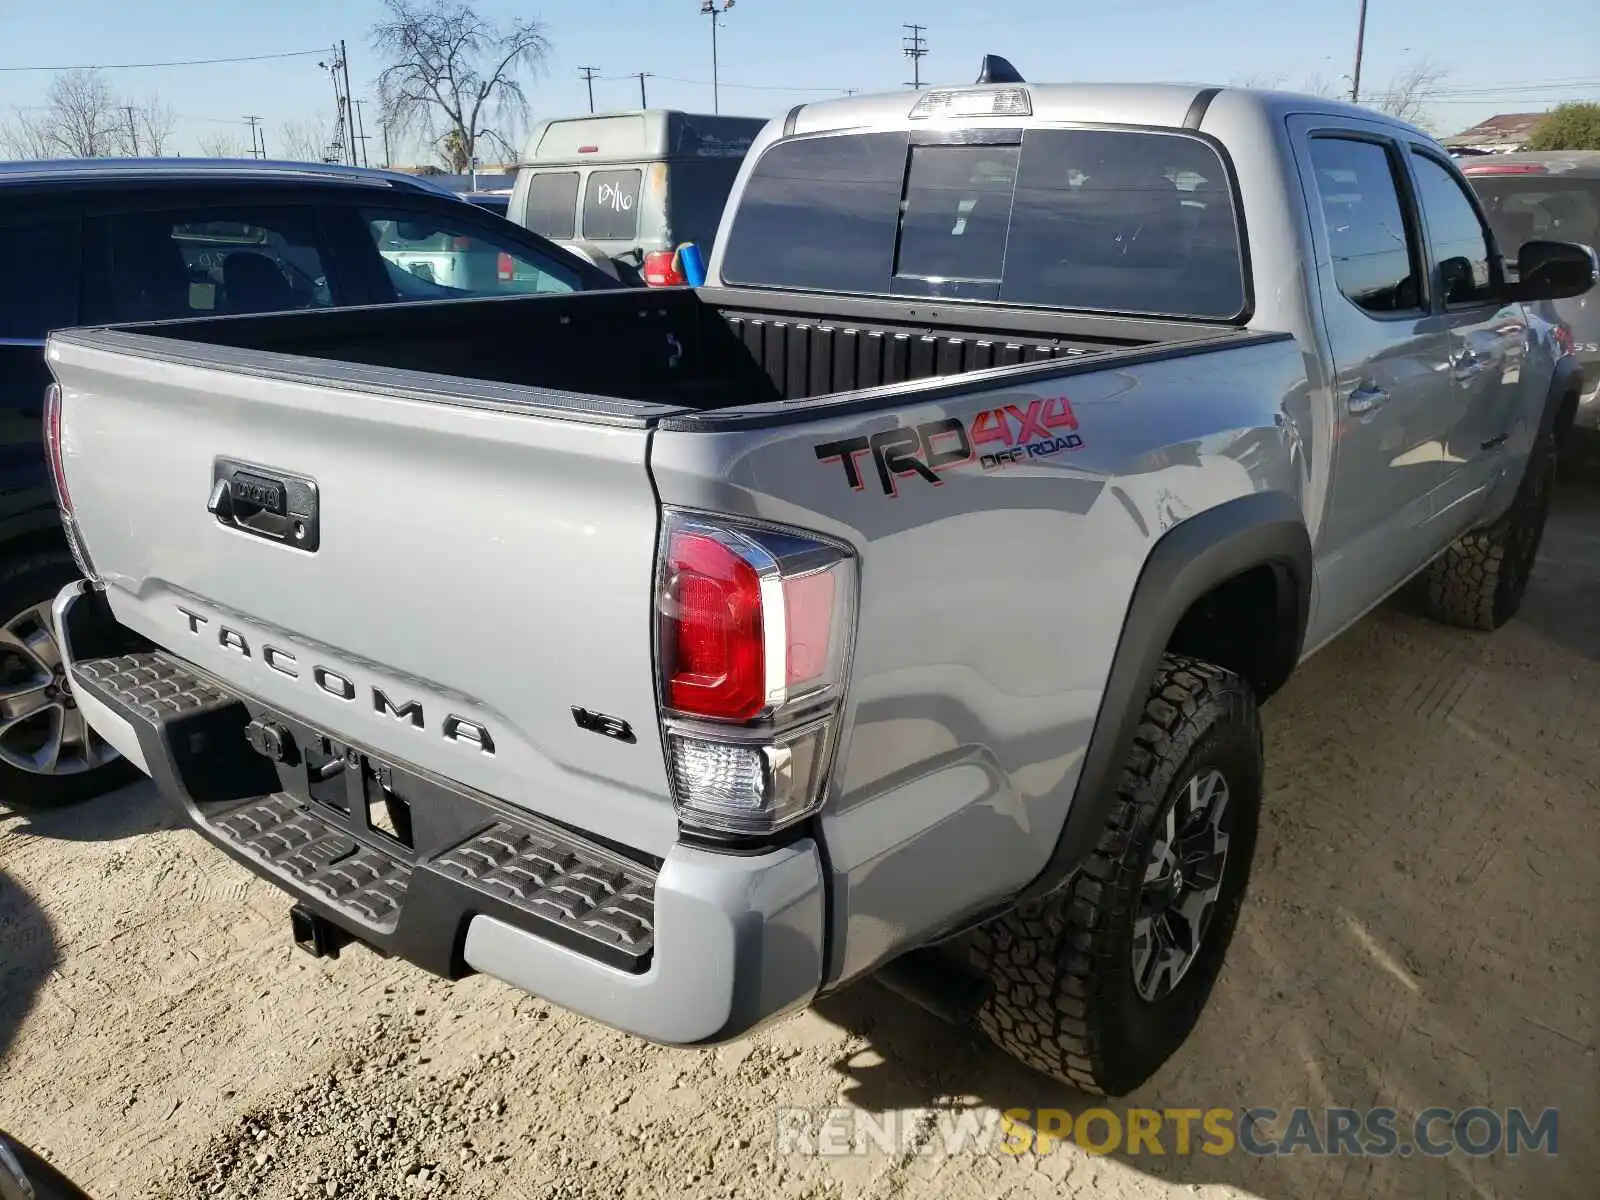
1443,113 -> 1547,149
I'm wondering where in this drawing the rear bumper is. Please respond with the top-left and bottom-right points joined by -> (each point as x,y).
54,580 -> 826,1046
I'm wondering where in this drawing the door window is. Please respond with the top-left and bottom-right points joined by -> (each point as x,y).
0,218 -> 80,338
361,209 -> 584,301
106,209 -> 331,321
1411,152 -> 1498,307
1306,137 -> 1425,315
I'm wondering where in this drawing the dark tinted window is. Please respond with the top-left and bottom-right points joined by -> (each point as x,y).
1411,152 -> 1496,305
0,219 -> 79,338
719,132 -> 907,294
1003,129 -> 1245,318
106,208 -> 331,321
720,128 -> 1246,319
893,144 -> 1019,297
582,169 -> 642,240
1306,138 -> 1424,315
523,171 -> 579,239
362,208 -> 583,300
1470,177 -> 1600,266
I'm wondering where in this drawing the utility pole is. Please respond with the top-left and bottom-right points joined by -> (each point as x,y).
903,24 -> 929,90
244,116 -> 263,159
320,47 -> 350,164
579,66 -> 600,113
699,0 -> 735,114
122,105 -> 138,156
339,40 -> 358,165
633,72 -> 651,108
353,99 -> 371,168
381,117 -> 393,169
1349,0 -> 1369,103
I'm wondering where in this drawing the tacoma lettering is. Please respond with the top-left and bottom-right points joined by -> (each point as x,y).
176,606 -> 493,754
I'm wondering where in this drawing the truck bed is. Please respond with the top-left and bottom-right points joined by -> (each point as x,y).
79,286 -> 1249,417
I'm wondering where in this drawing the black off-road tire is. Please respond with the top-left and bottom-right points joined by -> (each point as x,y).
0,549 -> 137,810
1417,429 -> 1556,632
963,654 -> 1263,1097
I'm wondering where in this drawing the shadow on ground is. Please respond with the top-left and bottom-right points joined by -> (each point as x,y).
0,868 -> 57,1069
0,779 -> 169,845
812,479 -> 1600,1199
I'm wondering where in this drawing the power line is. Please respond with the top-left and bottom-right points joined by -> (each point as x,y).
629,72 -> 845,94
903,23 -> 929,90
0,48 -> 328,73
631,72 -> 652,108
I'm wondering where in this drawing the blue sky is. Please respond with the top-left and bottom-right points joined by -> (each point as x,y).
1,0 -> 1596,161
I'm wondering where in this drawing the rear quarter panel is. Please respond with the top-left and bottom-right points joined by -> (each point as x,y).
650,337 -> 1310,985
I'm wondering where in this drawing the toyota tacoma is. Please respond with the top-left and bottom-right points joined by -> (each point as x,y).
44,63 -> 1595,1095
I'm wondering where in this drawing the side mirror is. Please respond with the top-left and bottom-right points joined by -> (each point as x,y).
1511,239 -> 1599,303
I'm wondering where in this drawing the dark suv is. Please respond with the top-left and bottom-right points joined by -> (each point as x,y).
0,158 -> 623,809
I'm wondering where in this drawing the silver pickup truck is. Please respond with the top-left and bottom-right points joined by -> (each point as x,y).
44,67 -> 1595,1096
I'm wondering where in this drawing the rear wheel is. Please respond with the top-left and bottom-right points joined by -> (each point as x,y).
1417,428 -> 1556,632
0,550 -> 136,809
964,654 -> 1263,1096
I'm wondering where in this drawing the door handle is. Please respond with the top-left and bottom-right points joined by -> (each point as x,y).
1347,384 -> 1390,415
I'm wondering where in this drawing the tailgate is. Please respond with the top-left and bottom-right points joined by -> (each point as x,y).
49,332 -> 678,857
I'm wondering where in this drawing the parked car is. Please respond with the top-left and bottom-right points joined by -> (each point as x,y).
0,157 -> 624,808
46,66 -> 1593,1096
463,190 -> 513,217
507,109 -> 765,284
1462,151 -> 1600,431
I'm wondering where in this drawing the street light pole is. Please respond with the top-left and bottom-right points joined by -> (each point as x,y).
1350,0 -> 1369,103
700,0 -> 735,114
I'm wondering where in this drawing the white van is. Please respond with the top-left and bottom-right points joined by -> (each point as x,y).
508,110 -> 765,282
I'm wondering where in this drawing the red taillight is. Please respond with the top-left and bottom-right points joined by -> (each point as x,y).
643,249 -> 686,287
44,382 -> 70,511
450,236 -> 474,250
497,252 -> 514,282
1553,324 -> 1576,358
656,511 -> 858,838
662,530 -> 767,721
578,144 -> 600,154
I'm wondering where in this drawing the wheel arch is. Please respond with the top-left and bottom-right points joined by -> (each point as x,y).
1017,489 -> 1311,904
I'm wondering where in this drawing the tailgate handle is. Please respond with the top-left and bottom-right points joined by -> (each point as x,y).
210,459 -> 321,553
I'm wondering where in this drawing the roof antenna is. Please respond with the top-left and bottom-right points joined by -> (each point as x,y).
976,55 -> 1025,85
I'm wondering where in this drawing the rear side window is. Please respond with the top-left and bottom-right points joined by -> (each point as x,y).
1305,137 -> 1424,315
582,169 -> 642,241
0,219 -> 80,338
105,209 -> 331,321
522,171 -> 579,239
720,128 -> 1247,320
1469,176 -> 1600,261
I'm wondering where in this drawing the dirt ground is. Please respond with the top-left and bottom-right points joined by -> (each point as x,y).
3,455 -> 1597,1200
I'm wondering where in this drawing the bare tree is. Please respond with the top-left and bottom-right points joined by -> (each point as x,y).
0,110 -> 58,159
1371,59 -> 1448,129
29,68 -> 129,157
1299,72 -> 1342,100
133,96 -> 178,156
372,0 -> 550,174
279,117 -> 338,163
199,130 -> 252,158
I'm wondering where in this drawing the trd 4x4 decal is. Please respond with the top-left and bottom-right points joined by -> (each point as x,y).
815,397 -> 1083,496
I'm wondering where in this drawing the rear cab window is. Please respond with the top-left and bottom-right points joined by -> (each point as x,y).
719,126 -> 1248,320
1466,173 -> 1600,270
